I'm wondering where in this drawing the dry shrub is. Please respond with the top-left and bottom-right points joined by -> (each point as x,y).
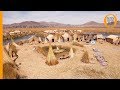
3,62 -> 20,79
81,51 -> 89,63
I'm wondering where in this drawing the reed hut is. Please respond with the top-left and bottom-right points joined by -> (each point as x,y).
97,34 -> 104,40
97,34 -> 105,43
62,32 -> 72,42
106,35 -> 119,44
114,37 -> 120,45
47,34 -> 56,42
73,33 -> 79,42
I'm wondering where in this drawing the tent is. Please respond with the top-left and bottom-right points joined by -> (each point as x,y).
97,34 -> 104,39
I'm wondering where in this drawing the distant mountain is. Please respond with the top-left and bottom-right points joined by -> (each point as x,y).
80,21 -> 104,28
3,21 -> 120,29
3,21 -> 75,28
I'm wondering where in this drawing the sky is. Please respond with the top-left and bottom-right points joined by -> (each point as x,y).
3,11 -> 120,25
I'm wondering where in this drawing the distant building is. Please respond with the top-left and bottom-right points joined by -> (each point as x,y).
106,35 -> 119,44
62,32 -> 72,42
14,30 -> 21,34
9,32 -> 15,35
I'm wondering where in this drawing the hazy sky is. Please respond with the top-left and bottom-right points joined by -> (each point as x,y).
3,11 -> 120,25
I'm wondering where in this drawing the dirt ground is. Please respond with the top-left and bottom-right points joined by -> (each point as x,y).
8,41 -> 120,79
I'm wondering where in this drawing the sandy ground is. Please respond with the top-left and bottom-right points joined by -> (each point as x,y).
13,41 -> 120,79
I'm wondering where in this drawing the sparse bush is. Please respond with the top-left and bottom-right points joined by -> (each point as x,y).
3,62 -> 20,79
81,51 -> 89,63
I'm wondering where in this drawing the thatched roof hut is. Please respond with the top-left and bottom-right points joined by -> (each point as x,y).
106,35 -> 119,44
47,34 -> 55,42
107,35 -> 118,41
97,34 -> 104,39
62,32 -> 72,42
114,38 -> 120,45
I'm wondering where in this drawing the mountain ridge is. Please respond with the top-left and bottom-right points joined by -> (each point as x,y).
3,21 -> 120,28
